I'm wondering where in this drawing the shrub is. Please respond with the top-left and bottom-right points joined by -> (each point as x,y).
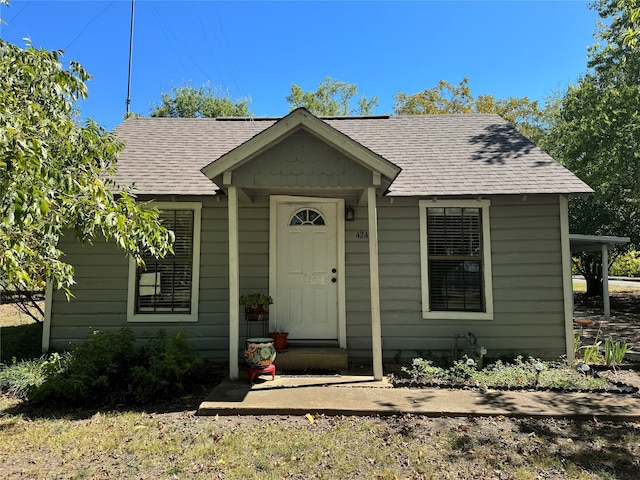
400,355 -> 608,391
401,358 -> 447,382
27,328 -> 138,404
130,330 -> 204,403
14,328 -> 206,406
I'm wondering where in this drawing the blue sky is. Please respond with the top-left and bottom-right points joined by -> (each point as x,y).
1,1 -> 600,130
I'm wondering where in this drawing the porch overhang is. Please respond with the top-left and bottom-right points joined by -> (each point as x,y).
200,108 -> 401,198
210,109 -> 395,381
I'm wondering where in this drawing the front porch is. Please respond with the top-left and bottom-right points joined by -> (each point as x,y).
199,109 -> 402,381
273,346 -> 348,371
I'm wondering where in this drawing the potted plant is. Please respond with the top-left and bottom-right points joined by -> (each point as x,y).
268,325 -> 289,352
240,292 -> 273,321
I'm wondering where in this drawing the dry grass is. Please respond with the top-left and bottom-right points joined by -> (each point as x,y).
1,284 -> 639,478
0,302 -> 42,327
0,410 -> 639,479
572,279 -> 640,294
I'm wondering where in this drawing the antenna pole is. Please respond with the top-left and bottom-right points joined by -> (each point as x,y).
125,0 -> 135,116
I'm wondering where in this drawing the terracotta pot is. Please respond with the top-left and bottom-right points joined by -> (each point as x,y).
244,337 -> 276,368
268,332 -> 289,352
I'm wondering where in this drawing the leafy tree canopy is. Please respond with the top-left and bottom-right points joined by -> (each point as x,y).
394,77 -> 546,143
544,0 -> 640,294
150,83 -> 250,118
0,39 -> 173,296
618,0 -> 640,47
286,77 -> 379,116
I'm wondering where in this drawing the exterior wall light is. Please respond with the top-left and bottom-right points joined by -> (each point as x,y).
345,206 -> 355,221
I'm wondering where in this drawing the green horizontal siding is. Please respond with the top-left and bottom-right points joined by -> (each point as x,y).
50,193 -> 568,363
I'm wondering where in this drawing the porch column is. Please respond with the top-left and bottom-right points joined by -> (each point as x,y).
367,186 -> 383,380
228,186 -> 240,379
602,243 -> 610,319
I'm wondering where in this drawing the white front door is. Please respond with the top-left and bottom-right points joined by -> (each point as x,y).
270,197 -> 344,341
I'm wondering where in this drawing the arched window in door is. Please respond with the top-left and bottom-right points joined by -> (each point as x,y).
289,208 -> 326,226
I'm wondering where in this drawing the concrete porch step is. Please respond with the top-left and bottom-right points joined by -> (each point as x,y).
273,347 -> 348,371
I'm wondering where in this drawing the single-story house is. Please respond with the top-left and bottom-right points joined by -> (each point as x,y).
43,108 -> 593,379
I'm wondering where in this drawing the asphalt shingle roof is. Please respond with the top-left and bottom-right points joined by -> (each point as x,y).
112,113 -> 592,196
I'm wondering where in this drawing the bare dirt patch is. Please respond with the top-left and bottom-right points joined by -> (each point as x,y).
575,288 -> 640,352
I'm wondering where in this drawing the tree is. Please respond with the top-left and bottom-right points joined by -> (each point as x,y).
620,0 -> 640,47
544,0 -> 640,296
150,83 -> 250,118
1,39 -> 174,317
393,78 -> 546,143
286,77 -> 379,116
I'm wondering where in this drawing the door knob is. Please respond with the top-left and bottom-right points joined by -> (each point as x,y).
332,278 -> 337,283
331,268 -> 337,273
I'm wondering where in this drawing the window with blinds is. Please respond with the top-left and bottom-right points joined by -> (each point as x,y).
427,207 -> 484,312
135,209 -> 194,314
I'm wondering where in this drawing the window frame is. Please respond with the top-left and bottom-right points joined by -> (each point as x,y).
419,199 -> 494,320
127,202 -> 202,323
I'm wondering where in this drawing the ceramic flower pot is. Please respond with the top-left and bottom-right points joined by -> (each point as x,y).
244,337 -> 276,368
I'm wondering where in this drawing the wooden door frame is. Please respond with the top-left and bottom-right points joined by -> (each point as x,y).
269,195 -> 347,348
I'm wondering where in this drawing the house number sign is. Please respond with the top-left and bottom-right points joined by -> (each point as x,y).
355,230 -> 369,239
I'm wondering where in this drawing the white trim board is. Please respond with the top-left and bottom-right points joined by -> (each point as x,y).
418,199 -> 494,321
127,202 -> 202,323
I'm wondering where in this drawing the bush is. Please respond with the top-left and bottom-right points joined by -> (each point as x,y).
0,353 -> 69,398
130,330 -> 204,403
610,250 -> 640,277
0,328 -> 206,406
400,355 -> 608,391
0,323 -> 43,363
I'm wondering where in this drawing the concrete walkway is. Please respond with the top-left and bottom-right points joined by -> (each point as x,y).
198,373 -> 640,421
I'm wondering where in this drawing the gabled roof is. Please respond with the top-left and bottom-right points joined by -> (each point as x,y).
111,110 -> 593,197
201,108 -> 401,190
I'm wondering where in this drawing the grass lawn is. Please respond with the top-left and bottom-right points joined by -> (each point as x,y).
1,284 -> 639,478
1,399 -> 639,479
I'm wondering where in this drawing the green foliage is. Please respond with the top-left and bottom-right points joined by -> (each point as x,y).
624,0 -> 640,46
239,292 -> 273,311
401,355 -> 609,391
27,328 -> 137,404
604,336 -> 629,366
401,358 -> 447,382
130,331 -> 204,403
286,77 -> 378,116
611,250 -> 640,276
0,352 -> 69,398
573,332 -> 582,356
0,39 -> 173,294
580,341 -> 604,364
150,82 -> 250,118
543,1 -> 640,296
0,322 -> 42,362
393,77 -> 547,143
14,328 -> 204,406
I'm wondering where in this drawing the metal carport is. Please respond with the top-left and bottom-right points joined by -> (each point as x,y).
569,234 -> 631,318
